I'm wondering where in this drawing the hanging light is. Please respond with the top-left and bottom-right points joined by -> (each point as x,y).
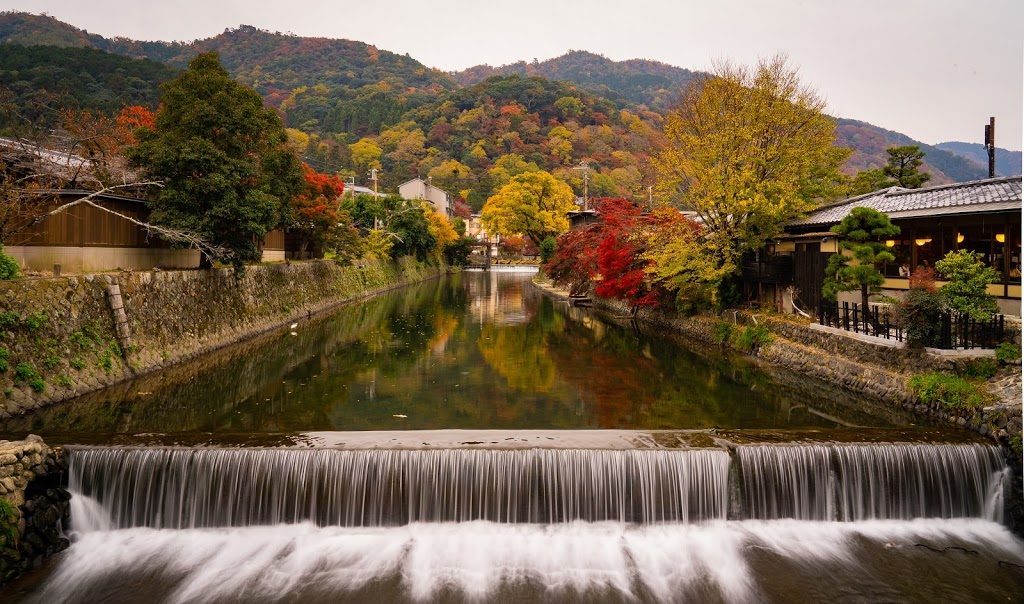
915,238 -> 932,246
956,233 -> 964,244
884,240 -> 895,247
996,233 -> 1006,243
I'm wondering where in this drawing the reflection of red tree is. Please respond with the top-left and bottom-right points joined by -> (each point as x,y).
547,330 -> 659,428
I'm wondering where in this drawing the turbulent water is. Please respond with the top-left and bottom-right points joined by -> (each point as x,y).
28,519 -> 1024,603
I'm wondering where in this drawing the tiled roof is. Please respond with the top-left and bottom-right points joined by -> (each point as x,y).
790,176 -> 1022,227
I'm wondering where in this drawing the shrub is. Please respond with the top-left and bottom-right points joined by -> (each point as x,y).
0,311 -> 18,331
935,250 -> 999,320
69,357 -> 86,370
908,373 -> 993,410
712,322 -> 734,347
28,377 -> 45,393
443,237 -> 474,267
55,375 -> 73,388
539,236 -> 557,265
23,311 -> 48,331
995,342 -> 1021,364
733,324 -> 773,353
13,362 -> 40,383
962,358 -> 998,379
0,348 -> 7,373
0,245 -> 18,280
43,355 -> 61,370
0,498 -> 18,549
898,287 -> 944,348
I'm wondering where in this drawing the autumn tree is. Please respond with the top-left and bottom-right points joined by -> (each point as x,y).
822,207 -> 900,323
481,170 -> 575,246
128,53 -> 304,268
655,55 -> 848,300
289,163 -> 361,260
883,145 -> 930,189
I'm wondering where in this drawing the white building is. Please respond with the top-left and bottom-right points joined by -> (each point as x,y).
398,178 -> 451,216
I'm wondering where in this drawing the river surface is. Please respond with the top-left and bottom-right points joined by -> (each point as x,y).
2,271 -> 929,444
3,270 -> 1022,603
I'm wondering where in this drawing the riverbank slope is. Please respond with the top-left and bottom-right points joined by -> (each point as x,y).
0,258 -> 444,418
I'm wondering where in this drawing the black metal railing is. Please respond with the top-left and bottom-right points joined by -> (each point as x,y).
817,301 -> 1005,349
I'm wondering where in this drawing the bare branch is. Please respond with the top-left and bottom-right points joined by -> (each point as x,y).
33,184 -> 232,263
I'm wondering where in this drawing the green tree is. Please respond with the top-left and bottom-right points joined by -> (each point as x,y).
935,250 -> 1000,319
883,145 -> 931,189
655,55 -> 848,297
847,168 -> 896,196
128,52 -> 303,268
822,207 -> 900,323
481,171 -> 575,246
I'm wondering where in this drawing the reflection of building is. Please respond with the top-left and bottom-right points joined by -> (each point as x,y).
399,178 -> 451,216
744,176 -> 1022,316
466,272 -> 529,325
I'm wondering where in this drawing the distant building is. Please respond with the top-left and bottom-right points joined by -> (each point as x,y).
399,178 -> 451,216
347,184 -> 385,198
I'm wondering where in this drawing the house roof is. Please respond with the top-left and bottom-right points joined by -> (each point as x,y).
790,175 -> 1022,228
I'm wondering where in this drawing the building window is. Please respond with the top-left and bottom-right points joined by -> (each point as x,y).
884,237 -> 912,277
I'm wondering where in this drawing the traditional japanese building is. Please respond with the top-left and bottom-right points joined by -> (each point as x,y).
744,176 -> 1022,316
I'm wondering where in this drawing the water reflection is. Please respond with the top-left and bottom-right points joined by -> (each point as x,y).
0,272 -> 922,442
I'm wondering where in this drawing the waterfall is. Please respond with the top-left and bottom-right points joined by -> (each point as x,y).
66,442 -> 1008,533
66,447 -> 731,529
737,443 -> 1006,522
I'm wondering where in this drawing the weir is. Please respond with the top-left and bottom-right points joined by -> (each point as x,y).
66,441 -> 1009,531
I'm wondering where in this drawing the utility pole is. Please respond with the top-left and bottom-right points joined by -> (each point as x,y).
368,168 -> 380,195
573,160 -> 591,211
368,168 -> 381,229
984,117 -> 996,178
647,185 -> 653,211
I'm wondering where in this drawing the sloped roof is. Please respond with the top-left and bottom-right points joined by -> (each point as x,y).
790,175 -> 1022,228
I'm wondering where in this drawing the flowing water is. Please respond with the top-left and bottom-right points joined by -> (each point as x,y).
3,271 -> 1022,602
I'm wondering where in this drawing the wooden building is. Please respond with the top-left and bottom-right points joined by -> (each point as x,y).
6,189 -> 288,273
744,176 -> 1022,317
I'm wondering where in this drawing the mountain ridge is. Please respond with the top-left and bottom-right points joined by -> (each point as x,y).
0,11 -> 994,186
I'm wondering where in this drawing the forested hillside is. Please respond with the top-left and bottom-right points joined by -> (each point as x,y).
934,141 -> 1022,177
0,11 -> 999,200
455,50 -> 701,110
0,44 -> 175,127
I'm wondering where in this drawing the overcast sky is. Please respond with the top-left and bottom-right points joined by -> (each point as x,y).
4,0 -> 1022,151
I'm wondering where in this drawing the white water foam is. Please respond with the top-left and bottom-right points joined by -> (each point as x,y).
33,519 -> 1024,604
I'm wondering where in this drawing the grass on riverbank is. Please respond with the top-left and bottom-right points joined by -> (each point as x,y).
908,372 -> 995,411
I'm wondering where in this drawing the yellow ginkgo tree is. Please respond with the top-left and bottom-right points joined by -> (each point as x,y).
480,170 -> 575,247
654,54 -> 848,299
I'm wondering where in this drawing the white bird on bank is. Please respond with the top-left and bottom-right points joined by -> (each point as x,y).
290,323 -> 298,329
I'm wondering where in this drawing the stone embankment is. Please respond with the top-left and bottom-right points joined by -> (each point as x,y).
529,279 -> 1022,447
1,258 -> 444,417
0,435 -> 69,586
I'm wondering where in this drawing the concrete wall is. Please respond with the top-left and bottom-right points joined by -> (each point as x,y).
0,258 -> 443,418
6,245 -> 200,274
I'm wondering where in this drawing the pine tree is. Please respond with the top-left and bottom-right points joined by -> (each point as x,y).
883,146 -> 931,189
822,207 -> 900,326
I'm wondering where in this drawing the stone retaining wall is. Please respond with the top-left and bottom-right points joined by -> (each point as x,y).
0,435 -> 69,586
0,258 -> 444,418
